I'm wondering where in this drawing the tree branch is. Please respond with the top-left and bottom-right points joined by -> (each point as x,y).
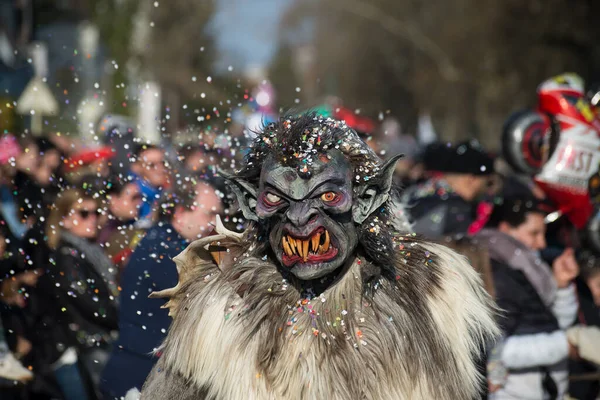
328,0 -> 461,81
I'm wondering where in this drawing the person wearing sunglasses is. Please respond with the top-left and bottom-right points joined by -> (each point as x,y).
20,188 -> 119,400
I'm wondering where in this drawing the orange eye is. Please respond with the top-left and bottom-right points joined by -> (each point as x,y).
321,192 -> 337,202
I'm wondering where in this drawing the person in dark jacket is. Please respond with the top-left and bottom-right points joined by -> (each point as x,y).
100,180 -> 224,399
402,140 -> 496,239
97,175 -> 145,275
568,252 -> 600,399
477,196 -> 580,400
25,187 -> 119,400
0,219 -> 34,384
14,137 -> 64,222
98,176 -> 142,245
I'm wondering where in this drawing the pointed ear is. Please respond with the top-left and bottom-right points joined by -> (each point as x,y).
352,154 -> 403,224
218,168 -> 258,222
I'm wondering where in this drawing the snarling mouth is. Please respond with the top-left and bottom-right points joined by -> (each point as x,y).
281,228 -> 338,266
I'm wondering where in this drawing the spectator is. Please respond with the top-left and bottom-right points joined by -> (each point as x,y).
0,134 -> 28,239
402,140 -> 496,238
14,137 -> 64,222
100,180 -> 224,399
179,144 -> 218,178
63,146 -> 115,184
28,188 -> 119,400
477,196 -> 580,400
130,144 -> 170,221
97,176 -> 144,272
0,219 -> 34,383
568,252 -> 600,399
581,257 -> 600,308
376,118 -> 423,188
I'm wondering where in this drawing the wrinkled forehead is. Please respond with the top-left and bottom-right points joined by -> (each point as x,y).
260,151 -> 352,200
140,148 -> 164,162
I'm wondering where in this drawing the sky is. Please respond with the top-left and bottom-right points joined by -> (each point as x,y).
211,0 -> 293,73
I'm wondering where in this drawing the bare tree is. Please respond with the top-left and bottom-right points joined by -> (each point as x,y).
271,0 -> 600,147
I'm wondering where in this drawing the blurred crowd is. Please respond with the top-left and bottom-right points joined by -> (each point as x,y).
389,137 -> 600,400
0,131 -> 241,400
0,116 -> 598,400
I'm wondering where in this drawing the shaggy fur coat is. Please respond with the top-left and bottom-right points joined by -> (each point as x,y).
141,219 -> 498,400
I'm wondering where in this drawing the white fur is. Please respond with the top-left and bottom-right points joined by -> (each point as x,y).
125,388 -> 141,400
144,234 -> 498,400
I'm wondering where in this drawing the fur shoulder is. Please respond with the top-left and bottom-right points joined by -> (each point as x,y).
149,216 -> 247,317
416,241 -> 500,395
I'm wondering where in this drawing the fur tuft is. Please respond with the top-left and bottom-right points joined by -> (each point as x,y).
125,388 -> 141,400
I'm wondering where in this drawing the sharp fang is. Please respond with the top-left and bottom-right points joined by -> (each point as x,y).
289,237 -> 297,254
311,233 -> 320,253
282,237 -> 292,256
294,238 -> 300,256
302,240 -> 309,262
293,238 -> 300,255
323,230 -> 330,252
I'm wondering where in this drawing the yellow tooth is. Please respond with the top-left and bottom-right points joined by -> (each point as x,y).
311,233 -> 320,254
323,230 -> 330,252
282,237 -> 292,256
289,237 -> 297,254
302,240 -> 309,261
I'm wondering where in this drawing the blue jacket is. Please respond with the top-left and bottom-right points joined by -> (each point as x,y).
100,222 -> 187,398
132,174 -> 161,219
0,185 -> 28,239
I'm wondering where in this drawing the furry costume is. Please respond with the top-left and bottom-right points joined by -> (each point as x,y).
141,113 -> 498,400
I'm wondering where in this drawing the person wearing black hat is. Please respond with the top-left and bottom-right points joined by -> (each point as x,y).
402,140 -> 496,238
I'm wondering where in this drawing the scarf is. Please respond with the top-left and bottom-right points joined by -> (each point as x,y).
476,228 -> 557,307
61,231 -> 120,306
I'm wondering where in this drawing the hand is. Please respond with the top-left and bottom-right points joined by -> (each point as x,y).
15,149 -> 39,174
18,270 -> 41,287
568,340 -> 580,360
552,248 -> 579,288
488,382 -> 502,393
15,336 -> 32,358
567,325 -> 600,365
0,278 -> 26,307
34,166 -> 52,185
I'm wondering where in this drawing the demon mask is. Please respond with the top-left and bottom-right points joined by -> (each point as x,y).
223,113 -> 400,280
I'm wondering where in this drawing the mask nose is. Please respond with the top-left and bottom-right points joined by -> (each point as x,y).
286,201 -> 318,227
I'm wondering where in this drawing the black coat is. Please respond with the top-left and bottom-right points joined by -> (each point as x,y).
491,259 -> 566,398
491,259 -> 560,337
568,278 -> 600,400
23,239 -> 118,366
403,179 -> 475,238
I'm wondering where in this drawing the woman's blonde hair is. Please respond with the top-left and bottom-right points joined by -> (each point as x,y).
45,188 -> 97,250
